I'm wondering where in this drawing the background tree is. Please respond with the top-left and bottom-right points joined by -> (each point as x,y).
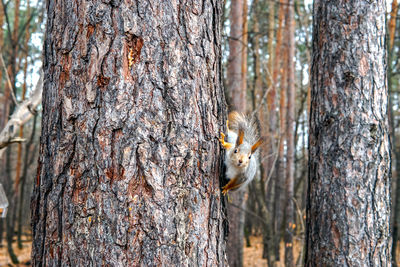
225,0 -> 247,266
6,0 -> 400,265
306,0 -> 391,265
31,0 -> 227,265
284,0 -> 295,264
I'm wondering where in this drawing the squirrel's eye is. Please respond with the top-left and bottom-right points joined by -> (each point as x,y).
249,155 -> 251,159
234,149 -> 238,153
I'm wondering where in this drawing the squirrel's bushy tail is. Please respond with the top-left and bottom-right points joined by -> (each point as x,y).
228,111 -> 260,145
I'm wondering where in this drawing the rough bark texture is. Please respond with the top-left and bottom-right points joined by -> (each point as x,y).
32,1 -> 227,266
306,0 -> 391,266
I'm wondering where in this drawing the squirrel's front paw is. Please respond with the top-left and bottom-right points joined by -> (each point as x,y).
219,132 -> 233,149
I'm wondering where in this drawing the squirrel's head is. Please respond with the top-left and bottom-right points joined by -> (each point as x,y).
229,128 -> 263,169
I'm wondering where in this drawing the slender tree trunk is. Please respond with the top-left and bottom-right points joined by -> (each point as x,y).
1,0 -> 21,124
0,0 -> 5,249
250,0 -> 274,265
388,1 -> 400,265
266,0 -> 277,133
3,2 -> 22,255
389,0 -> 398,53
284,0 -> 295,265
241,0 -> 247,97
227,0 -> 244,109
0,219 -> 3,246
394,146 -> 400,266
274,8 -> 288,261
32,1 -> 227,265
17,115 -> 37,249
306,0 -> 391,265
14,0 -> 31,195
226,0 -> 247,266
5,147 -> 18,264
16,0 -> 32,250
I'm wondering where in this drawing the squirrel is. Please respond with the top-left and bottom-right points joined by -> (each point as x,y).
219,111 -> 263,195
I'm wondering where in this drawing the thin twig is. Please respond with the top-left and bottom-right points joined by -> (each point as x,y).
17,10 -> 37,45
1,0 -> 12,45
0,51 -> 18,106
228,201 -> 269,227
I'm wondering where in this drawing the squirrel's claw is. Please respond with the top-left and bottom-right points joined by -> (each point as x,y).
219,132 -> 233,149
222,186 -> 228,195
222,187 -> 232,202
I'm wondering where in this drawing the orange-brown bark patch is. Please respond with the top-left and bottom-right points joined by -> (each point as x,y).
87,24 -> 95,38
97,75 -> 110,89
122,35 -> 144,80
59,54 -> 71,89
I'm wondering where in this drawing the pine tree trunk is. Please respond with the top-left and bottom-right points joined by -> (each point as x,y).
32,1 -> 227,266
306,0 -> 391,265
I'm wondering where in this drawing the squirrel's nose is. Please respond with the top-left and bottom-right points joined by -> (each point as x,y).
239,159 -> 243,164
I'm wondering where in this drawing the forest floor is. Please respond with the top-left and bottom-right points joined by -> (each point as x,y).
1,236 -> 399,266
0,235 -> 298,266
0,240 -> 31,266
243,235 -> 303,266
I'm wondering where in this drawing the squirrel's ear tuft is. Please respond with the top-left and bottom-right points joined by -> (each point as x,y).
251,138 -> 263,153
236,128 -> 244,146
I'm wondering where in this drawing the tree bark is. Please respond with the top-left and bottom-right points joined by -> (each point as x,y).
306,0 -> 391,265
32,1 -> 227,266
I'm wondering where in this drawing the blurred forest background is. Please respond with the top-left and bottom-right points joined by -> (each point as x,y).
0,0 -> 399,266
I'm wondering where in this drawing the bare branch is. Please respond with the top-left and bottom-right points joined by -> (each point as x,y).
0,70 -> 42,158
0,137 -> 25,149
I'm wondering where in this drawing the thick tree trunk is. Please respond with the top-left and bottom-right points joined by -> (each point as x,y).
32,1 -> 227,266
306,0 -> 391,265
